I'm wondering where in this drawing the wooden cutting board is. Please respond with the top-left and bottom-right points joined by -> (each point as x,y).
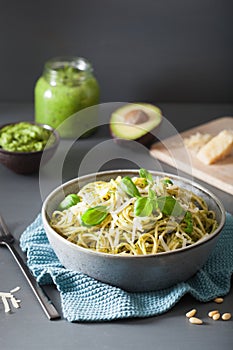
150,117 -> 233,194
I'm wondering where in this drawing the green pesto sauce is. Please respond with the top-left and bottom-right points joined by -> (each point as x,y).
0,122 -> 53,152
34,67 -> 100,138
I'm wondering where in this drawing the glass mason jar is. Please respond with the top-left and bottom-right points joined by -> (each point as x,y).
34,57 -> 100,138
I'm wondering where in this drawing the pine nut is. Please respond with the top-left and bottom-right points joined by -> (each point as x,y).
214,297 -> 224,304
222,313 -> 232,321
208,310 -> 219,318
186,309 -> 197,318
189,317 -> 203,325
212,312 -> 221,320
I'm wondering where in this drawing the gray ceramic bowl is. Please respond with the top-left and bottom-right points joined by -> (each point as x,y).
0,121 -> 60,174
42,170 -> 225,292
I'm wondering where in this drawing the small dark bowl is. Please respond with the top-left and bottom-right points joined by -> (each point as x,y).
0,121 -> 60,174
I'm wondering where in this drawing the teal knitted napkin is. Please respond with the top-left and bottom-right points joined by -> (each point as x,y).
20,213 -> 233,322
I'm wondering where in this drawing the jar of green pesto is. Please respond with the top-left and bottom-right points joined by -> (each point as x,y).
34,57 -> 100,138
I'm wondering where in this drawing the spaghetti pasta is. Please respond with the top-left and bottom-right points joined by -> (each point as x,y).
50,170 -> 218,255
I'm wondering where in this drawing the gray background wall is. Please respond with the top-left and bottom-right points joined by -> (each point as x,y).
0,0 -> 232,103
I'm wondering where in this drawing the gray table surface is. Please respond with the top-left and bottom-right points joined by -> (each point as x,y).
0,102 -> 233,350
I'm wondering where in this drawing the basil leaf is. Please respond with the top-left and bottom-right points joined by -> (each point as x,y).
139,168 -> 153,184
81,206 -> 108,226
121,176 -> 141,198
58,194 -> 80,211
134,197 -> 153,217
161,178 -> 173,186
184,211 -> 193,234
157,196 -> 184,216
148,188 -> 158,211
148,188 -> 156,200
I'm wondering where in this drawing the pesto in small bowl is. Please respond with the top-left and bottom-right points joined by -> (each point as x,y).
0,121 -> 59,174
0,122 -> 54,152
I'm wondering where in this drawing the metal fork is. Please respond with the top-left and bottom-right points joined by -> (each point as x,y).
0,214 -> 60,320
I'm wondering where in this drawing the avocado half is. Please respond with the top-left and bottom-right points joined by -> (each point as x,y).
110,103 -> 162,147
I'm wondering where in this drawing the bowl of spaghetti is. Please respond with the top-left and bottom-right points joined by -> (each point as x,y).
42,169 -> 225,291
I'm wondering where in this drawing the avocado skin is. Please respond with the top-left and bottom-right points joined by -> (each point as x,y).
110,123 -> 161,149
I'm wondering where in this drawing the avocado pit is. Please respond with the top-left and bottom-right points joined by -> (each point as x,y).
124,109 -> 149,125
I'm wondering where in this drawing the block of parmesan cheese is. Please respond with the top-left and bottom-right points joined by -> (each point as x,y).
184,132 -> 212,153
197,129 -> 233,165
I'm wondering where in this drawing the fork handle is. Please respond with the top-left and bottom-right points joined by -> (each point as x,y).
4,241 -> 60,320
